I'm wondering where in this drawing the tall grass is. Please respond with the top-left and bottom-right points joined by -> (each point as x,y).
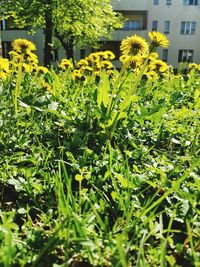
0,35 -> 200,266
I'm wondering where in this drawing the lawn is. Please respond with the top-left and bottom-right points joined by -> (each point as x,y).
0,34 -> 200,267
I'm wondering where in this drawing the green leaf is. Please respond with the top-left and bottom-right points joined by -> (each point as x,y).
75,174 -> 84,182
114,172 -> 135,189
97,71 -> 110,108
119,95 -> 140,111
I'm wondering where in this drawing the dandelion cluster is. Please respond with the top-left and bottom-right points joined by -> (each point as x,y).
119,31 -> 170,80
0,38 -> 54,81
9,39 -> 38,69
1,32 -> 198,85
71,51 -> 115,79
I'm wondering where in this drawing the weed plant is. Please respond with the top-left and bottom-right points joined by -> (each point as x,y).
0,34 -> 200,266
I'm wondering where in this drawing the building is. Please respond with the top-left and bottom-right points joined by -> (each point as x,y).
1,0 -> 200,68
109,0 -> 200,68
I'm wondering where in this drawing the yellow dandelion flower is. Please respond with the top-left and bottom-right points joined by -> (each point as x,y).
107,69 -> 115,77
188,63 -> 198,70
12,39 -> 36,54
87,52 -> 100,61
100,60 -> 113,69
0,71 -> 9,80
120,54 -> 144,68
93,58 -> 101,68
133,55 -> 145,66
26,52 -> 39,65
36,66 -> 49,74
144,70 -> 159,80
40,79 -> 52,92
22,63 -> 33,73
148,31 -> 170,49
119,55 -> 129,63
96,51 -> 105,58
103,50 -> 115,60
120,35 -> 149,57
78,66 -> 86,73
149,52 -> 159,61
85,56 -> 94,66
0,58 -> 10,73
77,59 -> 88,67
72,69 -> 82,79
93,70 -> 100,76
83,66 -> 93,72
150,59 -> 168,73
59,59 -> 73,70
9,51 -> 21,63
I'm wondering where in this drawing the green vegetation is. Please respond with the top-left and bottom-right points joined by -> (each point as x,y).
0,34 -> 200,266
0,0 -> 123,65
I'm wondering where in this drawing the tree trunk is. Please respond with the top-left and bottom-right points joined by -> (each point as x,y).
54,29 -> 74,60
65,41 -> 74,59
44,9 -> 53,66
62,40 -> 74,60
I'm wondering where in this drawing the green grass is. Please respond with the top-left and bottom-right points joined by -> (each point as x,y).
0,64 -> 200,267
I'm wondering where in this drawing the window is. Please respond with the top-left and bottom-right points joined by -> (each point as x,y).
153,0 -> 159,4
121,11 -> 147,31
181,21 -> 196,34
152,20 -> 158,31
164,21 -> 170,34
178,49 -> 193,62
2,41 -> 12,58
162,49 -> 168,61
124,20 -> 142,30
166,0 -> 172,5
183,0 -> 198,5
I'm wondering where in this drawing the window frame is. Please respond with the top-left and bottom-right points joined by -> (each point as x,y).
152,20 -> 158,31
162,49 -> 168,62
166,0 -> 172,6
183,0 -> 198,5
178,49 -> 194,62
164,20 -> 170,34
153,0 -> 159,5
123,20 -> 143,31
180,21 -> 196,35
120,10 -> 148,31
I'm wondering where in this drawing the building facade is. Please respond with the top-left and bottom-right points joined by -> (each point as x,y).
1,0 -> 200,68
110,0 -> 200,67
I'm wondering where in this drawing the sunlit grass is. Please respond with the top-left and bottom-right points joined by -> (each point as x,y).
0,34 -> 200,266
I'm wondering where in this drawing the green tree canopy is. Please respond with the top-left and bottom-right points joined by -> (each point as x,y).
0,0 -> 124,65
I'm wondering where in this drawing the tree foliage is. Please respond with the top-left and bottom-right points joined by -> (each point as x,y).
0,0 -> 124,64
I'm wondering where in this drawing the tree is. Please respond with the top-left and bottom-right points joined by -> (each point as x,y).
53,0 -> 124,59
0,0 -> 124,65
